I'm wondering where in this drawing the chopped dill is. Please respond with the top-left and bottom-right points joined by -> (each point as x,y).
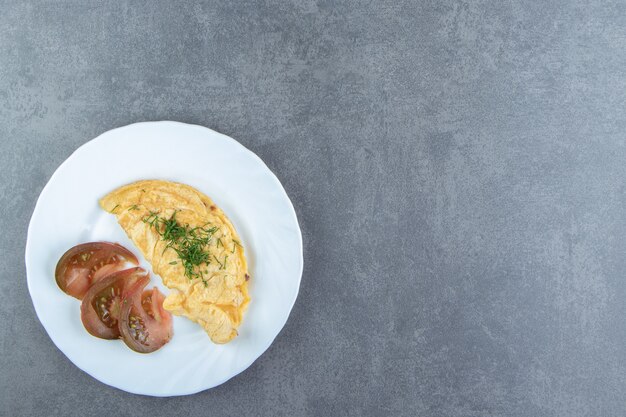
216,237 -> 222,248
111,204 -> 120,213
143,211 -> 218,282
142,211 -> 160,227
128,204 -> 140,211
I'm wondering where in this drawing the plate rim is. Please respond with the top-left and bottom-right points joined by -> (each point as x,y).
24,121 -> 304,396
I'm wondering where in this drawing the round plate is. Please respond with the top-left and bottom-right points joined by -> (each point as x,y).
25,121 -> 303,396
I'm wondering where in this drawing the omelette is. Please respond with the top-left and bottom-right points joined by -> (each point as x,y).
99,180 -> 250,344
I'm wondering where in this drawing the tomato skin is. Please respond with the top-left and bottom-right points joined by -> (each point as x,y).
55,242 -> 139,299
57,242 -> 172,352
119,286 -> 173,353
80,267 -> 149,340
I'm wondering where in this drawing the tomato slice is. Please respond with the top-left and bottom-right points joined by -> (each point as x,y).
55,242 -> 139,299
80,267 -> 149,340
119,285 -> 173,353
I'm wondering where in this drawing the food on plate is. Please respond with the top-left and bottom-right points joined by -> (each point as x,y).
55,242 -> 139,299
119,286 -> 173,353
80,267 -> 148,340
56,242 -> 172,353
99,180 -> 250,344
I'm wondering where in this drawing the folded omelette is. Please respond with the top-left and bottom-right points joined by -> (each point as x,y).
100,180 -> 250,344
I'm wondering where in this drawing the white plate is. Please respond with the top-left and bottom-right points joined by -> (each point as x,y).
25,121 -> 303,396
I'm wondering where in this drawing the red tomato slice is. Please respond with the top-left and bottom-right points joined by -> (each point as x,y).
80,267 -> 149,340
55,242 -> 139,299
119,285 -> 173,353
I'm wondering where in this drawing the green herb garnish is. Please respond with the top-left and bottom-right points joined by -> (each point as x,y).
213,255 -> 224,269
128,204 -> 140,211
111,204 -> 120,213
143,211 -> 218,282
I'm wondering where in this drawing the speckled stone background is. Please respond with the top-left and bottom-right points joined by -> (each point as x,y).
2,1 -> 626,416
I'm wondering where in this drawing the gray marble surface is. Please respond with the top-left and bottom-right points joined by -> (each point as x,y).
2,1 -> 626,416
